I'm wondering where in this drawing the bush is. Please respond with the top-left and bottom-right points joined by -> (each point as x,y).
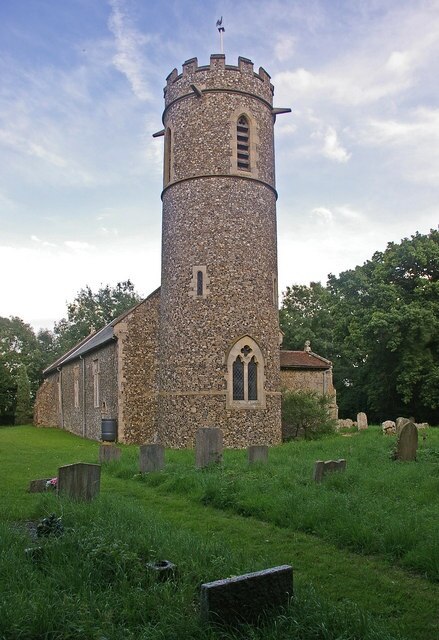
282,390 -> 336,440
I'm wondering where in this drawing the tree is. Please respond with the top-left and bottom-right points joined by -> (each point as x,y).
53,280 -> 142,357
279,282 -> 334,357
15,365 -> 32,425
282,390 -> 336,440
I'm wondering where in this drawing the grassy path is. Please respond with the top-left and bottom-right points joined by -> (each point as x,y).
103,473 -> 439,640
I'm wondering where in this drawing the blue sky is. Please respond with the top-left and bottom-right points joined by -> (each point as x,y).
1,0 -> 438,330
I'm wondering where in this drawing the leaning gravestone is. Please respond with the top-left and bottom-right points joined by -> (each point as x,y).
58,463 -> 101,501
248,445 -> 268,464
139,444 -> 165,473
313,459 -> 347,483
200,565 -> 293,626
394,422 -> 418,461
99,445 -> 121,463
195,428 -> 223,469
357,412 -> 368,430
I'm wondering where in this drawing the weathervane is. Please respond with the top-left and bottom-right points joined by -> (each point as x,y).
216,16 -> 225,54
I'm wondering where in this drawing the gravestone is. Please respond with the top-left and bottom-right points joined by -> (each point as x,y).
58,463 -> 101,501
313,459 -> 347,483
396,417 -> 411,435
395,422 -> 418,461
98,445 -> 121,463
357,412 -> 368,430
200,565 -> 293,626
139,444 -> 165,473
195,428 -> 223,469
382,420 -> 396,435
248,445 -> 268,464
27,478 -> 51,493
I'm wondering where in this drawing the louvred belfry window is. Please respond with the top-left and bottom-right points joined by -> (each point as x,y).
237,115 -> 250,170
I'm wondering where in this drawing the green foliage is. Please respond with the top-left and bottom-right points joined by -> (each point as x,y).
36,513 -> 64,538
280,229 -> 439,423
282,389 -> 336,440
14,365 -> 32,425
53,280 -> 142,357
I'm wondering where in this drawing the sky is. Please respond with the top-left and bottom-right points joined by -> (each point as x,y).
1,0 -> 438,331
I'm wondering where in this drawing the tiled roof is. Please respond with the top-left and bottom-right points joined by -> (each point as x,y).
280,350 -> 331,370
43,288 -> 160,375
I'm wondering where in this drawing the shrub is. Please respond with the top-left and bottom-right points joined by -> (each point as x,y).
281,390 -> 336,440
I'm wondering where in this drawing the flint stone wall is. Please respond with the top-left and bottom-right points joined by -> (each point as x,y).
34,374 -> 60,427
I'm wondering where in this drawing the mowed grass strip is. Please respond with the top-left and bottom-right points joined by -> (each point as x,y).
1,425 -> 438,639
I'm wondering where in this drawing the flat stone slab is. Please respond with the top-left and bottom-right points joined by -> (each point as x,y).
99,445 -> 122,463
248,445 -> 268,464
140,444 -> 165,473
195,427 -> 223,469
27,478 -> 51,493
313,459 -> 347,483
58,463 -> 101,501
200,565 -> 293,626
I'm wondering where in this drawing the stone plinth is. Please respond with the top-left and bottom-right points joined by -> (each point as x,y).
313,459 -> 347,483
58,463 -> 101,501
248,445 -> 268,464
195,428 -> 223,469
139,444 -> 165,473
200,565 -> 293,625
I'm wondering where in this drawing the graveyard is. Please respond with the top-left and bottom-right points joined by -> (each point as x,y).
0,423 -> 438,639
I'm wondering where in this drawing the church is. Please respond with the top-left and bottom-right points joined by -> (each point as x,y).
34,54 -> 337,447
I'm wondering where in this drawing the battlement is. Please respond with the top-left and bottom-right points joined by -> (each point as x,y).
164,54 -> 274,106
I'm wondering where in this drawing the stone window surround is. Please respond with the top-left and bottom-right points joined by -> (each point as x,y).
163,126 -> 173,187
230,108 -> 259,179
226,336 -> 266,409
189,265 -> 210,298
92,359 -> 100,409
73,365 -> 80,409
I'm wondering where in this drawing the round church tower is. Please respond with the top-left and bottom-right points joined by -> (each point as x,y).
157,54 -> 283,448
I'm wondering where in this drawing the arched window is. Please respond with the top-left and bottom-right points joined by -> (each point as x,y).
227,336 -> 265,408
196,270 -> 203,296
237,115 -> 250,171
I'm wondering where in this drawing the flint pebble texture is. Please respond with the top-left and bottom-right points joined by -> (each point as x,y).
200,565 -> 293,625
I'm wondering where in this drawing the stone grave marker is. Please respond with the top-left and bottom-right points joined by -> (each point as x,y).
139,444 -> 165,473
27,478 -> 51,493
396,417 -> 411,435
394,422 -> 418,461
313,459 -> 347,483
98,445 -> 121,464
357,412 -> 368,430
195,428 -> 223,469
248,445 -> 268,464
58,463 -> 101,501
382,420 -> 396,435
200,565 -> 293,626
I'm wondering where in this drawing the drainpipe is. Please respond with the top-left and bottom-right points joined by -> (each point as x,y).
57,366 -> 64,429
80,356 -> 86,437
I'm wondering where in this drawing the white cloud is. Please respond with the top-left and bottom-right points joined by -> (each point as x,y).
274,35 -> 296,62
311,207 -> 333,223
321,126 -> 351,163
108,0 -> 153,101
64,241 -> 94,251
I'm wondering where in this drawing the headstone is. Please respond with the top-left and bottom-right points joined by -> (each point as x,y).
200,565 -> 293,626
248,445 -> 268,464
336,419 -> 353,431
313,459 -> 347,483
27,478 -> 51,493
195,428 -> 223,469
357,412 -> 368,430
382,420 -> 396,435
395,422 -> 418,461
396,417 -> 411,435
415,422 -> 429,430
139,444 -> 165,473
58,463 -> 101,501
99,445 -> 121,463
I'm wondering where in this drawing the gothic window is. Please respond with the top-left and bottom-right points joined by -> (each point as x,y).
227,337 -> 265,408
237,115 -> 250,171
189,265 -> 210,298
197,270 -> 203,296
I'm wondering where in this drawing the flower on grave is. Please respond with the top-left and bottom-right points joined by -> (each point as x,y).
45,477 -> 58,489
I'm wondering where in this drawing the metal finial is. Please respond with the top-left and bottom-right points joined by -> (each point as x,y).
216,16 -> 225,54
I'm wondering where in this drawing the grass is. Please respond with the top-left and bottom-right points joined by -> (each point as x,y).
0,425 -> 438,639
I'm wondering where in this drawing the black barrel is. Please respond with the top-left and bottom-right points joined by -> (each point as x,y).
101,418 -> 117,442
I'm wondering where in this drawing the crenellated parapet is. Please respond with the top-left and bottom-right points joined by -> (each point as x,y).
164,54 -> 274,108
